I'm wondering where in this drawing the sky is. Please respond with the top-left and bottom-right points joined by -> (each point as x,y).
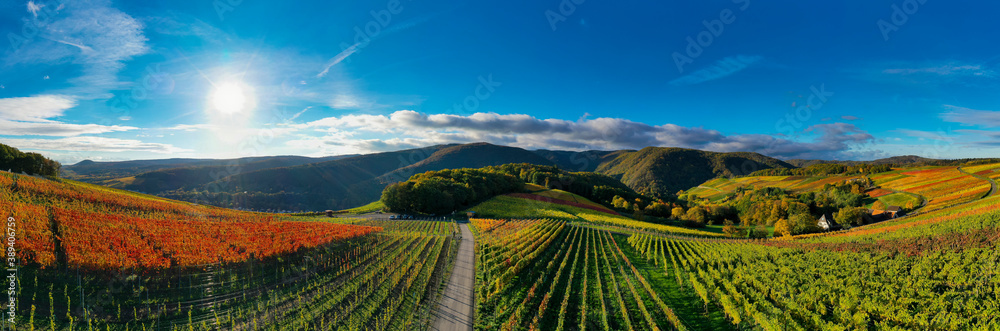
1,0 -> 999,164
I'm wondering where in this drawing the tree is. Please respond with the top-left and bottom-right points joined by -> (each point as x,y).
748,225 -> 769,239
632,205 -> 645,221
873,200 -> 887,211
789,213 -> 819,234
851,184 -> 863,195
671,207 -> 686,220
645,202 -> 671,218
612,196 -> 627,209
835,207 -> 867,226
774,218 -> 792,237
722,220 -> 740,238
685,207 -> 707,224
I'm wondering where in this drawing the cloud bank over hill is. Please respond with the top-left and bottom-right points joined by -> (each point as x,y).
294,110 -> 878,160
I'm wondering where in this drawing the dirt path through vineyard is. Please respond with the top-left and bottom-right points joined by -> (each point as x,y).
431,223 -> 475,331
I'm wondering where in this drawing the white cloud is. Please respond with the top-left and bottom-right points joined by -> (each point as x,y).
0,120 -> 136,136
0,137 -> 189,153
0,95 -> 136,136
27,1 -> 43,18
670,55 -> 763,86
0,95 -> 76,122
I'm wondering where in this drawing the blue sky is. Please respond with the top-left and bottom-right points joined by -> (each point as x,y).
2,0 -> 999,164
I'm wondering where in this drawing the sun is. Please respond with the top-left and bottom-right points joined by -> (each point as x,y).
211,82 -> 248,114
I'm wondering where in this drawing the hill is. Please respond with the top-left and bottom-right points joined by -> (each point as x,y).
61,143 -> 807,211
168,143 -> 564,211
376,143 -> 557,184
531,149 -> 623,172
787,155 -> 1000,167
595,147 -> 794,198
61,154 -> 355,190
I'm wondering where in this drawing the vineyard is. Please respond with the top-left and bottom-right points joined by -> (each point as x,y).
685,175 -> 864,201
473,219 -> 694,330
871,167 -> 991,212
5,160 -> 1000,330
468,205 -> 1000,330
1,172 -> 458,330
964,162 -> 1000,182
469,163 -> 1000,330
629,232 -> 1000,330
469,195 -> 722,238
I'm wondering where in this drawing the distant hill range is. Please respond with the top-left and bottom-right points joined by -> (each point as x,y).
60,143 -> 1000,211
63,143 -> 792,210
786,155 -> 1000,168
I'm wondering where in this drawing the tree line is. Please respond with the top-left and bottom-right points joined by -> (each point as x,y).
0,143 -> 60,177
750,163 -> 892,177
381,163 -> 653,215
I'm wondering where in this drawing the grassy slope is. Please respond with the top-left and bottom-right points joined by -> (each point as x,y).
870,192 -> 920,208
341,200 -> 386,214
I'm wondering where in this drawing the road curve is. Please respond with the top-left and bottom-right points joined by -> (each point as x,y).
431,223 -> 475,331
958,166 -> 998,198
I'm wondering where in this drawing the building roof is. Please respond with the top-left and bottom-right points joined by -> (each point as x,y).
886,206 -> 902,212
818,213 -> 840,228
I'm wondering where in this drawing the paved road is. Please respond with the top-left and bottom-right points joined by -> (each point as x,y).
431,223 -> 475,331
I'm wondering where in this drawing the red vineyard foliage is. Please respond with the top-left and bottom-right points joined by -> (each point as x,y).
54,208 -> 381,269
866,188 -> 894,198
0,199 -> 57,267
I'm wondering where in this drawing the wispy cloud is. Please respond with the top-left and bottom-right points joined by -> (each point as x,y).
145,13 -> 232,45
5,0 -> 149,98
893,129 -> 956,141
162,124 -> 217,132
669,55 -> 762,86
330,94 -> 371,109
841,115 -> 860,121
289,107 -> 311,121
317,43 -> 361,78
316,15 -> 435,78
883,64 -> 994,77
941,105 -> 1000,127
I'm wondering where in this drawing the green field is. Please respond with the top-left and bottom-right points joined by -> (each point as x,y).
870,192 -> 921,209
